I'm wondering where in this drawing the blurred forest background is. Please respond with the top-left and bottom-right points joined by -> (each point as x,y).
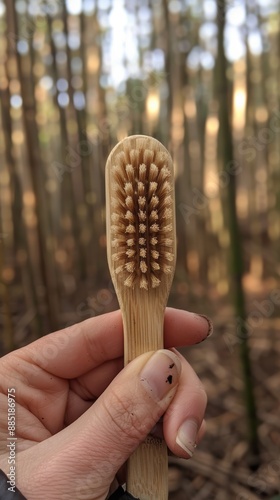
0,0 -> 280,498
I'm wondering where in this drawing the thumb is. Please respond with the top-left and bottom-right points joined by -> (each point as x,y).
17,350 -> 181,500
86,349 -> 181,473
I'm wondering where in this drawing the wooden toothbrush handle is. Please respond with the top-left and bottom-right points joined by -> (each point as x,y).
122,294 -> 169,499
127,438 -> 168,500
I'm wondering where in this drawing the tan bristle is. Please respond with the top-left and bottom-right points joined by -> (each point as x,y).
110,148 -> 174,290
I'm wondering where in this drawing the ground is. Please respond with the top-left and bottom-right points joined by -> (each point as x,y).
168,277 -> 280,499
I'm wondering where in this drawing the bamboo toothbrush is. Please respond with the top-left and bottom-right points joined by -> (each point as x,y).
105,135 -> 176,500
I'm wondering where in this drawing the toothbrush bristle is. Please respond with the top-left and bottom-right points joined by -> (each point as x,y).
110,148 -> 174,290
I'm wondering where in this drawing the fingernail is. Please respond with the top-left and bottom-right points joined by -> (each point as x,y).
140,350 -> 181,401
176,419 -> 198,457
195,314 -> 213,343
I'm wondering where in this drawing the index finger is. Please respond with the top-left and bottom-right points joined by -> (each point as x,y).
20,308 -> 211,378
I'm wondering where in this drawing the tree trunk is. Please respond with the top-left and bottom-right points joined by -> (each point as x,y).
216,0 -> 260,467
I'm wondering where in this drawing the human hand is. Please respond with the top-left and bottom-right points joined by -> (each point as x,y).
0,308 -> 211,500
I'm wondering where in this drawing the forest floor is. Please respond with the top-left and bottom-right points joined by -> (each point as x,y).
168,276 -> 280,500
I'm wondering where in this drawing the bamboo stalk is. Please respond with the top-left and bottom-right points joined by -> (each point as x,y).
7,0 -> 57,333
215,0 -> 260,467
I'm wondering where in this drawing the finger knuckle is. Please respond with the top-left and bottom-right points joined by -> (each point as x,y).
101,388 -> 154,444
